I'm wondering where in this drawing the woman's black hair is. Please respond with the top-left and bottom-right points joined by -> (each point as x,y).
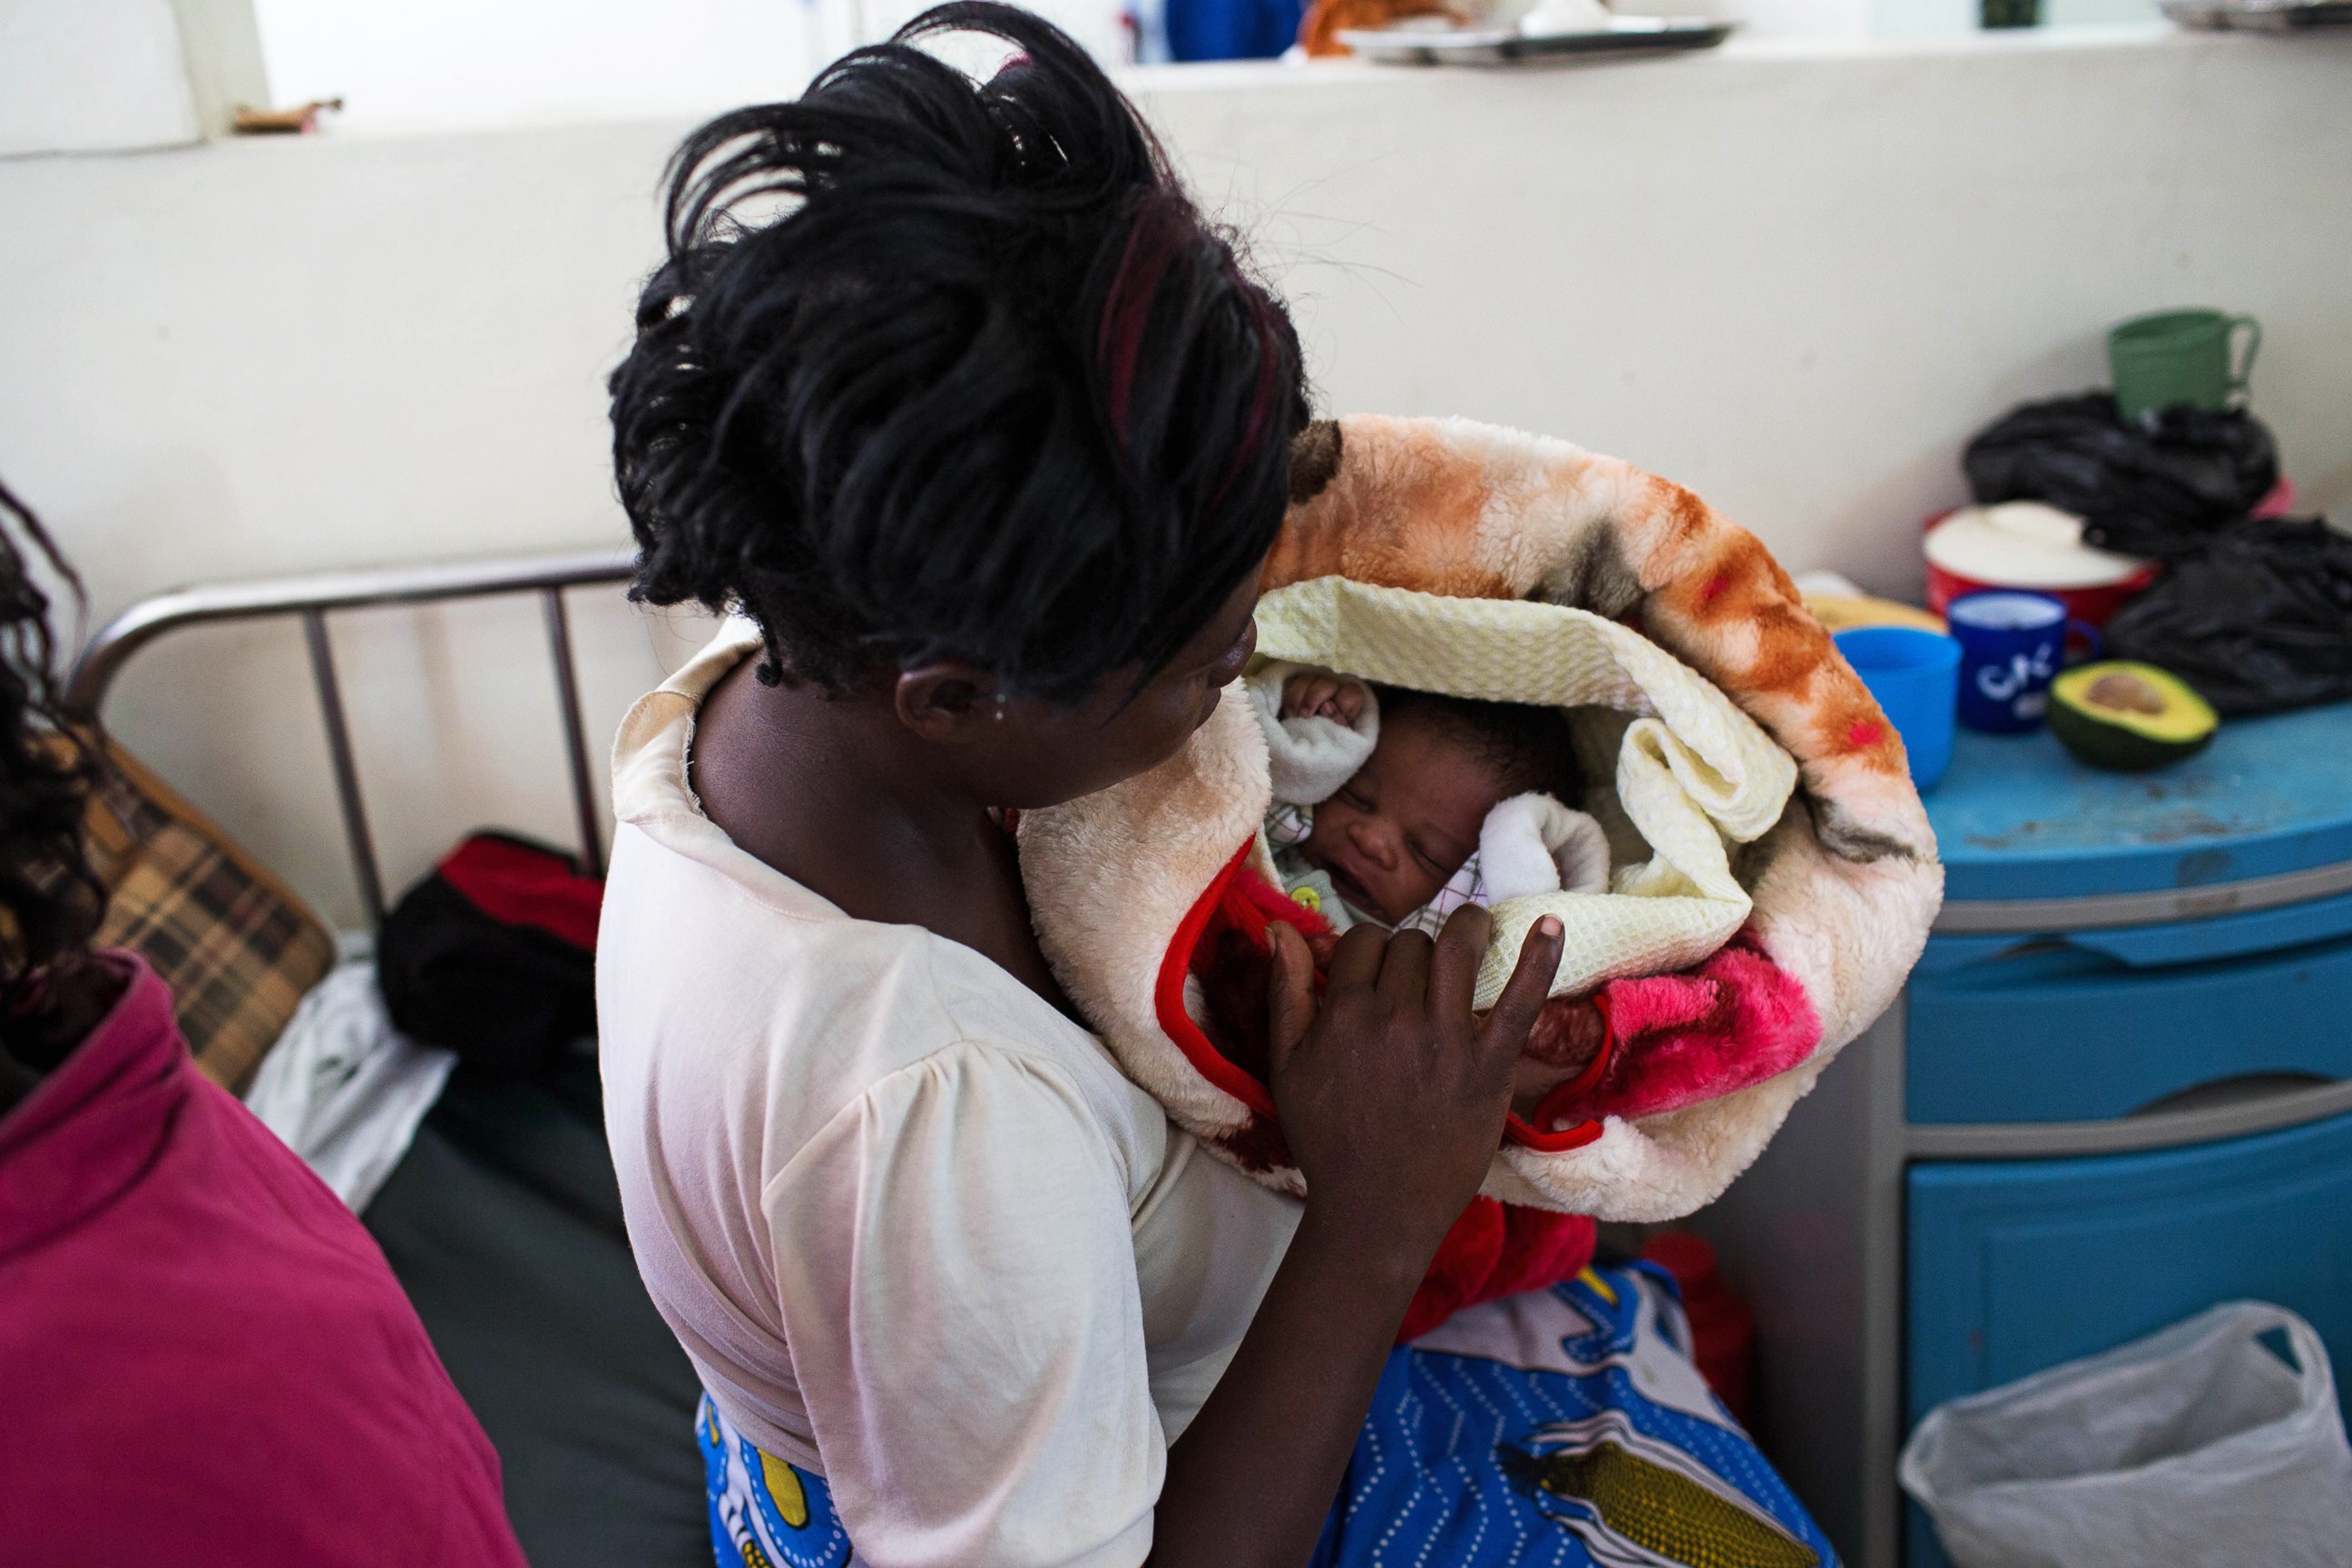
0,480 -> 106,995
611,1 -> 1308,701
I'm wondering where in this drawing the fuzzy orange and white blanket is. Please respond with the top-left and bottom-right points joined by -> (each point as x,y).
1019,416 -> 1942,1224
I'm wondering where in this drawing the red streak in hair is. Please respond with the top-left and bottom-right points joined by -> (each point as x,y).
1097,197 -> 1180,446
1205,262 -> 1282,515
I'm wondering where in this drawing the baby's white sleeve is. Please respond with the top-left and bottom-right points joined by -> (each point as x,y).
1243,661 -> 1378,805
1477,792 -> 1613,902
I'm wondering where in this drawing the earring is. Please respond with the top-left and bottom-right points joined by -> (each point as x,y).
992,694 -> 1008,722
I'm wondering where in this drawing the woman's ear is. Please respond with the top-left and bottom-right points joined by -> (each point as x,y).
893,662 -> 1003,743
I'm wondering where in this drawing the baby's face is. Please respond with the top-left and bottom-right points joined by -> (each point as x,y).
1300,707 -> 1514,926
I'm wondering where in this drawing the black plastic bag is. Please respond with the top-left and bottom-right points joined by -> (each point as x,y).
377,832 -> 601,1075
1964,393 -> 2279,559
2105,518 -> 2352,717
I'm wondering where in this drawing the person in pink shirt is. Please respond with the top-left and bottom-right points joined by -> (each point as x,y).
0,480 -> 530,1568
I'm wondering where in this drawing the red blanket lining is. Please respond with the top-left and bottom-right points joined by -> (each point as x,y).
1152,839 -> 1609,1154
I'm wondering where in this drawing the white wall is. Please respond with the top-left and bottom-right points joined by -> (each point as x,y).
253,0 -> 818,131
0,0 -> 200,153
1145,31 -> 2352,578
250,0 -> 1135,131
0,0 -> 267,153
3,28 -> 2347,923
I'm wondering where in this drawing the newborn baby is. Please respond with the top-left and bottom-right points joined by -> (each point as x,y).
1248,664 -> 1611,934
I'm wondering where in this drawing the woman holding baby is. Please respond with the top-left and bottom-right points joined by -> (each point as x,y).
598,7 -> 1829,1565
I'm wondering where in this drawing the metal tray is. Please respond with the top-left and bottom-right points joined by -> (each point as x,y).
2161,0 -> 2352,26
1336,17 -> 1736,64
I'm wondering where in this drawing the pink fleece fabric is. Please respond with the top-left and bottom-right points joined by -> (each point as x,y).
0,953 -> 527,1566
1562,932 -> 1822,1126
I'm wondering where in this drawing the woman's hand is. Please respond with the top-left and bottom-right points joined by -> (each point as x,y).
1264,909 -> 1563,1259
1150,908 -> 1562,1568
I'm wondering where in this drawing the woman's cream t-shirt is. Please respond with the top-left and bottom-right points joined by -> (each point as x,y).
598,624 -> 1302,1568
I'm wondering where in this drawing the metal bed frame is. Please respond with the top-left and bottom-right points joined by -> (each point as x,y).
66,549 -> 637,926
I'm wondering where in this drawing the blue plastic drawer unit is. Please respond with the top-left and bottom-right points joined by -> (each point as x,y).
1908,1112 -> 2352,1425
1900,704 -> 2352,1568
1926,701 -> 2352,907
1906,1112 -> 2352,1568
1906,895 -> 2352,1125
1687,701 -> 2352,1568
1913,702 -> 2352,1129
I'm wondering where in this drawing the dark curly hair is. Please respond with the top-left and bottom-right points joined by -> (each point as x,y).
0,479 -> 106,995
610,2 -> 1308,702
1377,687 -> 1585,805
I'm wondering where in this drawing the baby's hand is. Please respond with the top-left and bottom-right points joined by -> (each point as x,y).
1510,998 -> 1605,1122
1279,673 -> 1367,727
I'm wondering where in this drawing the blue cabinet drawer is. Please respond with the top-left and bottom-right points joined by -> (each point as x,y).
1906,897 -> 2352,1124
1906,1112 -> 2352,1565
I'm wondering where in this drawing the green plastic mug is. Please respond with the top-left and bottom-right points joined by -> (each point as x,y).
2108,309 -> 2260,420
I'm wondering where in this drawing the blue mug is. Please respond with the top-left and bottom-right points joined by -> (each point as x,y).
1947,591 -> 2102,734
1834,627 -> 1963,790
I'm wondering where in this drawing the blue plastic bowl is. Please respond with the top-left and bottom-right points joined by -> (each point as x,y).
1834,626 -> 1964,791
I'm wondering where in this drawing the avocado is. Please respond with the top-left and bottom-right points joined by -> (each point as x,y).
2049,662 -> 2218,772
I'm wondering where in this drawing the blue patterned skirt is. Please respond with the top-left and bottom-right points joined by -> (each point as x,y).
702,1260 -> 1835,1568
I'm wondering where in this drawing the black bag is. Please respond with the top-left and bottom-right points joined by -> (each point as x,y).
1964,393 -> 2279,559
377,832 -> 602,1075
2105,518 -> 2352,717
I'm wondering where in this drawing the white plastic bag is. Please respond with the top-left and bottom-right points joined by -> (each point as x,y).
1900,1301 -> 2352,1568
